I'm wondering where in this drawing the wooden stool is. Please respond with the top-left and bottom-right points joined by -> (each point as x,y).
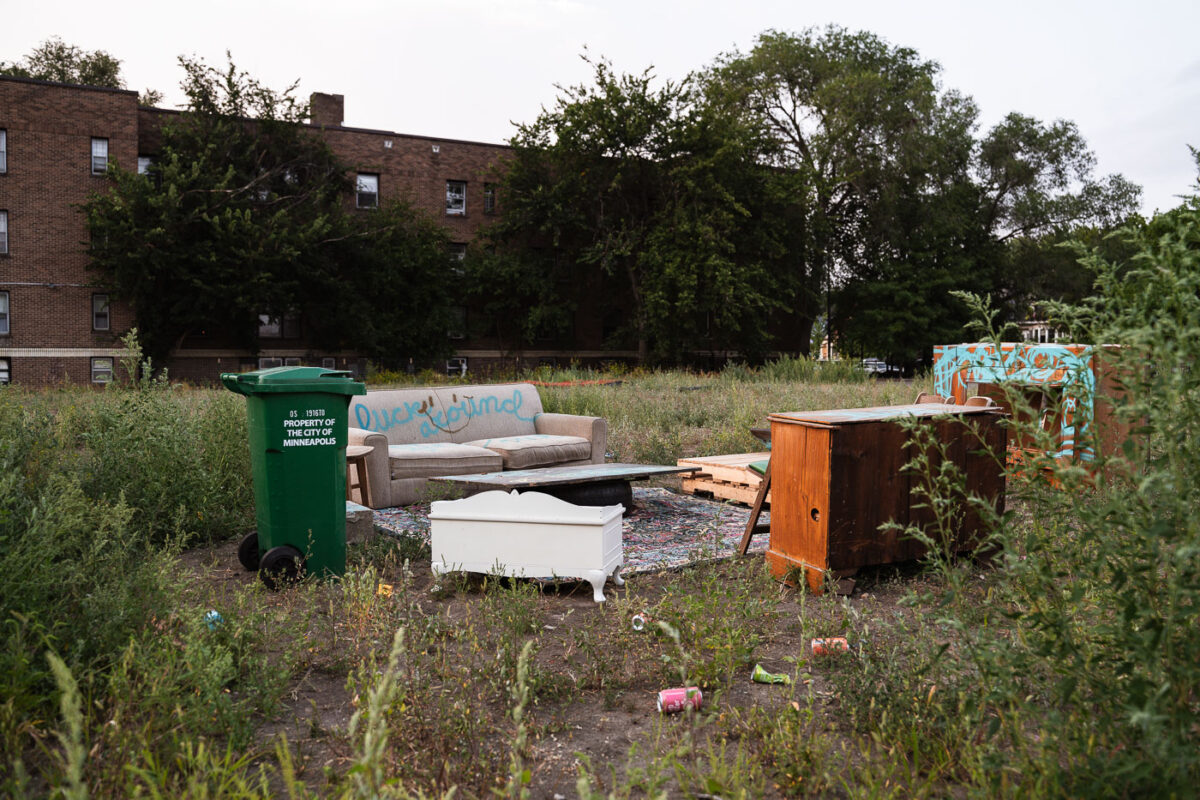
345,445 -> 373,508
737,458 -> 771,555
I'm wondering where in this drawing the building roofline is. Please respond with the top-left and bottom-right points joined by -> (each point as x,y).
0,73 -> 138,97
310,122 -> 510,150
3,74 -> 510,149
137,104 -> 510,150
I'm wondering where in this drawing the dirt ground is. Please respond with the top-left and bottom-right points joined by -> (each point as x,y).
180,513 -> 937,799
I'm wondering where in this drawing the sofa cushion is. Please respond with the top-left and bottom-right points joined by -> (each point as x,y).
387,443 -> 503,480
463,434 -> 593,470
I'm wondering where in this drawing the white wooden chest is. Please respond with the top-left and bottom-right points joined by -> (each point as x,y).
429,490 -> 624,602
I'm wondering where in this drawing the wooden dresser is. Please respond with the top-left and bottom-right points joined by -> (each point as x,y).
766,404 -> 1007,592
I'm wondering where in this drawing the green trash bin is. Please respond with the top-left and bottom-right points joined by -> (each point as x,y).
222,366 -> 367,589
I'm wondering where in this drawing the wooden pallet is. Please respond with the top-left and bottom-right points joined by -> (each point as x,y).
677,452 -> 772,506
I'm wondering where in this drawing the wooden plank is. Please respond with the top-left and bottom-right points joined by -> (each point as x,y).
766,420 -> 831,593
770,403 -> 997,426
680,476 -> 770,506
677,472 -> 764,495
676,452 -> 770,486
677,452 -> 769,469
828,418 -> 919,571
739,460 -> 771,554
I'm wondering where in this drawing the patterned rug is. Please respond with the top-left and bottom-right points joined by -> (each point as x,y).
372,487 -> 768,575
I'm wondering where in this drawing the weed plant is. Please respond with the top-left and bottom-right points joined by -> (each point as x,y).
73,382 -> 253,546
0,342 -> 264,794
823,196 -> 1200,796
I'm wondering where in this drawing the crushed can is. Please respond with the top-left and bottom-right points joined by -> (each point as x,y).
811,637 -> 851,655
751,663 -> 792,684
657,686 -> 702,713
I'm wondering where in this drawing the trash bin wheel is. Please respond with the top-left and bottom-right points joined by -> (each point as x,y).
238,531 -> 261,571
259,545 -> 305,591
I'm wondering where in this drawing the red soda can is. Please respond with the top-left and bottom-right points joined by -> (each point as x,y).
811,637 -> 850,655
657,686 -> 703,713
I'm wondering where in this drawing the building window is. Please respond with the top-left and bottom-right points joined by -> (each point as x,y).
0,291 -> 8,335
258,357 -> 284,369
446,180 -> 466,215
258,313 -> 300,338
321,357 -> 336,370
91,138 -> 109,175
0,211 -> 7,255
448,243 -> 467,278
138,156 -> 160,188
0,129 -> 6,174
258,314 -> 281,338
92,294 -> 110,331
91,357 -> 114,384
0,358 -> 9,385
483,183 -> 496,214
356,173 -> 379,208
447,306 -> 466,340
284,357 -> 302,366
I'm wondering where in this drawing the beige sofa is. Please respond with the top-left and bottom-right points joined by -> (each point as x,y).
347,383 -> 606,508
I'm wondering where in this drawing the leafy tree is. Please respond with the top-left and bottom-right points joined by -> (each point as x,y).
84,55 -> 454,367
318,202 -> 456,368
977,113 -> 1141,242
978,113 -> 1142,316
1000,223 -> 1142,320
834,166 -> 997,365
709,27 -> 1142,365
830,78 -> 994,365
0,36 -> 161,105
487,57 -> 783,363
707,26 -> 957,356
462,246 -> 576,357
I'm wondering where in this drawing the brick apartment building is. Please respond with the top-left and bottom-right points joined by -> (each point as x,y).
0,75 -> 523,386
0,77 -> 139,385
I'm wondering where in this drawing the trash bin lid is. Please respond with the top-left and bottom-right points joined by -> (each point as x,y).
221,366 -> 367,396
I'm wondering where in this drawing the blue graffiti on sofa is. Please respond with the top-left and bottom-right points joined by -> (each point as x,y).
353,389 -> 538,439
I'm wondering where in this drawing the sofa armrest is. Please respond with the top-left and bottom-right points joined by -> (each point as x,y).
347,427 -> 391,508
535,413 -> 607,464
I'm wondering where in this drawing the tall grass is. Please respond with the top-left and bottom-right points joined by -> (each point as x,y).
539,365 -> 915,463
0,369 -> 260,795
73,384 -> 253,545
821,201 -> 1200,796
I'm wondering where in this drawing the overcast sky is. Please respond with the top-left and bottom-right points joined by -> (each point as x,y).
5,0 -> 1197,217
